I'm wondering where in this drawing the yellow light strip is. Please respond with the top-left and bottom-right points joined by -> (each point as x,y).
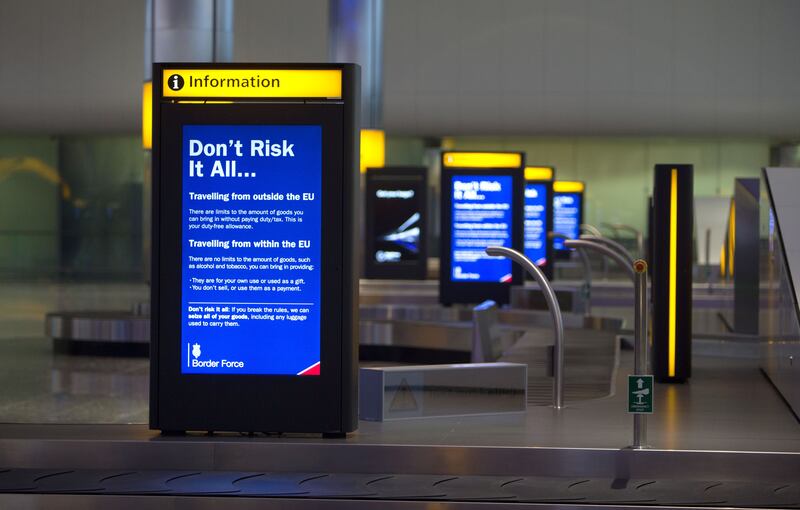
442,152 -> 522,169
728,200 -> 736,277
668,168 -> 678,378
162,69 -> 342,99
524,166 -> 554,181
142,81 -> 152,150
553,180 -> 585,193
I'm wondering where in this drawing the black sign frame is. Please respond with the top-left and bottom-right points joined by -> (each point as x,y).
150,63 -> 359,436
364,166 -> 428,280
440,164 -> 524,306
552,189 -> 585,260
651,164 -> 693,383
524,179 -> 555,280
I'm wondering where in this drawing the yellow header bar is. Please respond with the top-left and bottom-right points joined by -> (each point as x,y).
162,69 -> 342,99
524,166 -> 554,181
442,152 -> 522,169
553,180 -> 585,193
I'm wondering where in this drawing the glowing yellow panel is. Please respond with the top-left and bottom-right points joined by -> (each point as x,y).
728,200 -> 736,277
720,244 -> 726,277
442,152 -> 522,169
162,69 -> 342,99
142,81 -> 152,150
553,180 -> 585,193
668,168 -> 678,378
360,129 -> 385,173
524,166 -> 554,181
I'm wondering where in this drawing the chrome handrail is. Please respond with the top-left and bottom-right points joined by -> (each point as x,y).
485,246 -> 565,409
564,239 -> 635,282
602,222 -> 645,258
579,235 -> 635,266
580,223 -> 603,237
550,231 -> 592,316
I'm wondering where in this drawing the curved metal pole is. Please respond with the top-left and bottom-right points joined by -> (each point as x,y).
580,224 -> 607,277
485,246 -> 565,409
564,239 -> 635,282
580,223 -> 603,238
550,232 -> 593,282
580,235 -> 635,266
600,222 -> 621,238
602,222 -> 644,258
550,232 -> 592,316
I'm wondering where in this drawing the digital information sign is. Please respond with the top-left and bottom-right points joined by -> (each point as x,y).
150,63 -> 359,436
524,182 -> 553,276
181,124 -> 321,376
450,175 -> 513,283
364,167 -> 427,280
553,192 -> 583,253
440,164 -> 523,305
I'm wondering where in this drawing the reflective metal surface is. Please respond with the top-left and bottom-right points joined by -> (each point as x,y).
1,419 -> 799,478
632,260 -> 650,450
471,300 -> 500,362
359,362 -> 527,421
359,304 -> 622,331
45,311 -> 149,344
1,467 -> 800,508
762,168 -> 800,416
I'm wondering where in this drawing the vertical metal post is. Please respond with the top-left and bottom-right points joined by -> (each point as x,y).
705,228 -> 712,293
329,0 -> 384,129
636,232 -> 644,260
633,259 -> 649,449
578,249 -> 592,317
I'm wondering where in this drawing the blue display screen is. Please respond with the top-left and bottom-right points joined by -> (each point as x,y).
450,175 -> 513,283
553,192 -> 582,250
181,125 -> 322,376
524,183 -> 548,266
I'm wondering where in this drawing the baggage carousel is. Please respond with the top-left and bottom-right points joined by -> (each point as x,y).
1,421 -> 799,509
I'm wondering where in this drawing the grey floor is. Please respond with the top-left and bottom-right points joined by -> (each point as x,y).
0,282 -> 149,424
0,282 -> 798,453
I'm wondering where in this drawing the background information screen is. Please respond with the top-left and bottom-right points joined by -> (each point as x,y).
450,175 -> 513,283
369,181 -> 422,265
181,124 -> 322,376
524,183 -> 548,266
553,192 -> 582,250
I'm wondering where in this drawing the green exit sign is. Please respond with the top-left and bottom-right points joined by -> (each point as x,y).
628,375 -> 654,414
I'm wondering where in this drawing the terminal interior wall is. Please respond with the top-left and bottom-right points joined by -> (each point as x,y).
0,135 -> 143,280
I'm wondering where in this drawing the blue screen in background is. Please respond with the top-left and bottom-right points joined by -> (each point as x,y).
524,183 -> 548,266
450,175 -> 513,283
181,124 -> 322,376
553,192 -> 582,250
